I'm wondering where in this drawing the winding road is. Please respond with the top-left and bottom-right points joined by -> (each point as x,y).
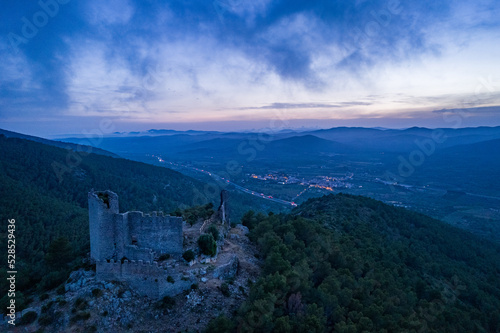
155,157 -> 297,207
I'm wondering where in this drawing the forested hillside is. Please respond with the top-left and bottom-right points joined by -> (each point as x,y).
0,135 -> 217,309
226,194 -> 500,332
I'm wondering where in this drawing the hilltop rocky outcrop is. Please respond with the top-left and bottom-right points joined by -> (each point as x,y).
5,222 -> 259,332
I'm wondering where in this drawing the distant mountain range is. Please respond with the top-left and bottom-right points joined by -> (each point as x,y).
57,125 -> 500,198
58,125 -> 500,155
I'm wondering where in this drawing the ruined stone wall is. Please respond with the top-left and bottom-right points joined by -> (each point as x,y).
90,190 -> 188,298
95,259 -> 122,281
126,212 -> 183,255
95,260 -> 193,298
89,190 -> 184,261
124,245 -> 154,262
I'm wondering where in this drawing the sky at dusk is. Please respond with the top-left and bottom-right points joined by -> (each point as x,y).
1,0 -> 500,138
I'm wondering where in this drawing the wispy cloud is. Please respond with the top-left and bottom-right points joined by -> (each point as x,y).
433,105 -> 500,114
240,101 -> 372,110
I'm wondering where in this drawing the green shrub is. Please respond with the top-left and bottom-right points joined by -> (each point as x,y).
204,315 -> 235,333
182,203 -> 214,226
198,234 -> 217,256
207,225 -> 220,241
158,253 -> 171,261
182,250 -> 195,262
86,325 -> 98,333
41,301 -> 54,314
91,288 -> 103,297
241,210 -> 257,230
220,283 -> 231,297
70,311 -> 91,324
186,214 -> 198,226
19,311 -> 38,325
38,313 -> 53,326
45,237 -> 73,269
38,310 -> 62,326
155,296 -> 176,310
38,271 -> 68,291
0,290 -> 26,314
73,297 -> 88,311
117,288 -> 126,298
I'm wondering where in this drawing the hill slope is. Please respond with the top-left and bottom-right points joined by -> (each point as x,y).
233,194 -> 500,332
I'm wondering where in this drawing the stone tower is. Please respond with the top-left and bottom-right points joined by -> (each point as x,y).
88,190 -> 119,261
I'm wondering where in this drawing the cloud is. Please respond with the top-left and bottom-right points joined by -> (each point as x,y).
433,105 -> 500,115
240,101 -> 372,110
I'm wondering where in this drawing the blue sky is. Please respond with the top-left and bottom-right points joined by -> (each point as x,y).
1,0 -> 500,137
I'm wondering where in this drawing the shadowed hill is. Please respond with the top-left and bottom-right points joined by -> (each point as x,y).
265,135 -> 353,154
0,128 -> 119,158
409,138 -> 500,196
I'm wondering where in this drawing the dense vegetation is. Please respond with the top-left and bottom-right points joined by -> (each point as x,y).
226,194 -> 500,332
198,234 -> 217,256
172,203 -> 215,226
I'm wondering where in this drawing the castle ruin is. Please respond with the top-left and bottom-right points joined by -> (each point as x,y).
88,190 -> 193,298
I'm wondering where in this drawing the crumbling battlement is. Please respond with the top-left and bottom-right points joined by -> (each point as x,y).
96,259 -> 164,280
88,190 -> 191,298
88,190 -> 183,262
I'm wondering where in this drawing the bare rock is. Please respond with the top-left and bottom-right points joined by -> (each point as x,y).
212,255 -> 239,280
236,224 -> 249,235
